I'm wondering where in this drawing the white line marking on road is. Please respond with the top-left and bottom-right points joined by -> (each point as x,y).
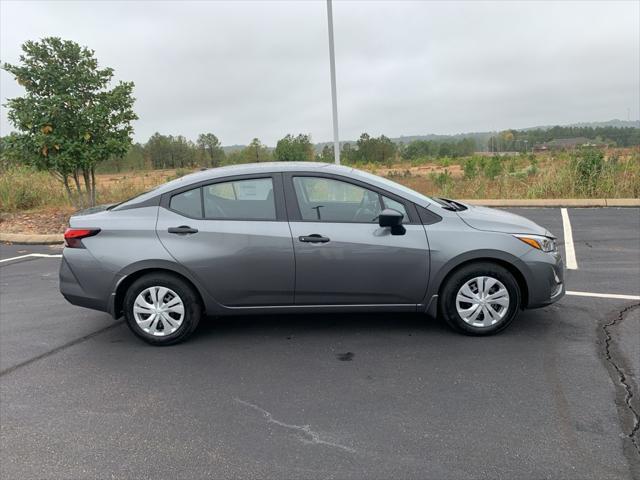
2,255 -> 638,302
566,291 -> 640,301
560,208 -> 578,270
0,253 -> 62,263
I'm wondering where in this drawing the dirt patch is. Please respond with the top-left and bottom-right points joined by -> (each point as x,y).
96,169 -> 181,189
374,164 -> 464,178
0,207 -> 73,235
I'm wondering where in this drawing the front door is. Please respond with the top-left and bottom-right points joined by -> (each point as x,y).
156,174 -> 295,307
285,174 -> 430,306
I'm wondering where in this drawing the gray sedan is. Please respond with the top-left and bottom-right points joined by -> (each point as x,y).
60,162 -> 564,345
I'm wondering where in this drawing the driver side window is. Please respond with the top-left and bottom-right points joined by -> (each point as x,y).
292,176 -> 407,223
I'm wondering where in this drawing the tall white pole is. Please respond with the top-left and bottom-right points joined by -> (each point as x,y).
326,0 -> 340,165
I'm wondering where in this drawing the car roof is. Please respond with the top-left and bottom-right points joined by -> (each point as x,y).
147,162 -> 346,195
117,162 -> 433,209
178,161 -> 348,180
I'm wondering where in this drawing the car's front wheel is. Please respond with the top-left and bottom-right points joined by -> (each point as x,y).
440,262 -> 521,335
123,273 -> 201,345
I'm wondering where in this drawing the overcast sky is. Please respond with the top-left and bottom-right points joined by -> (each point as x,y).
1,0 -> 638,146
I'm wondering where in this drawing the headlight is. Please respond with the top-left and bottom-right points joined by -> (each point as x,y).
514,234 -> 557,253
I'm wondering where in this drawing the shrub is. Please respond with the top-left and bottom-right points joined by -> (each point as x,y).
483,156 -> 503,179
463,158 -> 479,179
0,166 -> 67,211
572,148 -> 604,195
439,157 -> 452,168
172,168 -> 191,180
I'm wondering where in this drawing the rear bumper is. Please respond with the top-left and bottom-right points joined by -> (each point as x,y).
59,253 -> 111,313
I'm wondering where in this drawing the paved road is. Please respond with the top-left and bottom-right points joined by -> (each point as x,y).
1,208 -> 639,479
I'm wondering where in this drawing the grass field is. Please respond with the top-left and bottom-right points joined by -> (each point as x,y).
1,148 -> 638,234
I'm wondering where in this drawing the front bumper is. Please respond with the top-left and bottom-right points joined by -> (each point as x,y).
522,250 -> 565,309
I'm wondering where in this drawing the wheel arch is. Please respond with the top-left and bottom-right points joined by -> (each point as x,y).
110,262 -> 210,318
430,250 -> 532,310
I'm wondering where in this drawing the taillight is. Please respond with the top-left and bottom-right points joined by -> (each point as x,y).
64,228 -> 100,248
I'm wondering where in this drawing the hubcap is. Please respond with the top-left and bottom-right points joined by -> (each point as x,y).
455,276 -> 510,328
133,286 -> 185,336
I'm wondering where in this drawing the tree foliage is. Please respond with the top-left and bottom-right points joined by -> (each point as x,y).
2,37 -> 137,207
352,133 -> 397,164
402,138 -> 476,160
225,138 -> 272,164
144,133 -> 199,169
487,126 -> 640,152
197,133 -> 225,168
274,134 -> 314,162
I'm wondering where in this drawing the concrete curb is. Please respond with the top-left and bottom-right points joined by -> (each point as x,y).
460,198 -> 640,207
0,233 -> 64,245
604,198 -> 640,207
1,198 -> 638,245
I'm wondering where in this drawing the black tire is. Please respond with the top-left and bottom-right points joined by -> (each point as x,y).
440,262 -> 521,336
123,273 -> 202,346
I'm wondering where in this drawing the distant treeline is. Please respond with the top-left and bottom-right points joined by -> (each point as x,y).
2,125 -> 638,173
487,126 -> 640,152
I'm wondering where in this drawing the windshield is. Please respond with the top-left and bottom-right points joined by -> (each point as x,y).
353,169 -> 434,205
111,170 -> 206,210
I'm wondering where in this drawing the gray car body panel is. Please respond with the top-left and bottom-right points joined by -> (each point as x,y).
156,208 -> 296,307
456,205 -> 549,236
289,222 -> 429,305
60,162 -> 565,319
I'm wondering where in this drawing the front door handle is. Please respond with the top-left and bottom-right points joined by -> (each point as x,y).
299,234 -> 330,243
168,225 -> 198,235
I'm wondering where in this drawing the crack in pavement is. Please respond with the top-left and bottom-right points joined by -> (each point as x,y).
234,398 -> 356,453
0,320 -> 124,377
601,303 -> 640,459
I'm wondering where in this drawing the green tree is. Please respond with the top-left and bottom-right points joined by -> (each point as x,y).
197,133 -> 225,168
354,133 -> 397,164
2,37 -> 137,207
144,133 -> 197,169
246,138 -> 271,163
274,134 -> 314,162
0,133 -> 36,171
340,142 -> 354,163
145,133 -> 173,169
319,144 -> 334,162
402,140 -> 433,160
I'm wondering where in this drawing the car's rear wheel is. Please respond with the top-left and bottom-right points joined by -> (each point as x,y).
123,273 -> 201,345
440,262 -> 521,335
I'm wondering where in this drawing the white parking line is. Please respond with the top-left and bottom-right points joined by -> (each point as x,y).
560,208 -> 578,270
2,254 -> 638,302
566,290 -> 640,301
0,253 -> 62,263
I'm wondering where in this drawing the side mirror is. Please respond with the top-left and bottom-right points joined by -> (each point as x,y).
378,209 -> 406,235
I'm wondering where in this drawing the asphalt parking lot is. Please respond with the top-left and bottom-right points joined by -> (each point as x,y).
1,207 -> 639,479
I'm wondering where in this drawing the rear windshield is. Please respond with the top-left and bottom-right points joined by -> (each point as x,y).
110,187 -> 160,210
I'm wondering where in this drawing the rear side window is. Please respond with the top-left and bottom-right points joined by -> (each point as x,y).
170,188 -> 202,218
203,178 -> 276,220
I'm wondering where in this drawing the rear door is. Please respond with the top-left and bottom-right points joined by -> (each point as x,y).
284,173 -> 430,306
156,173 -> 295,307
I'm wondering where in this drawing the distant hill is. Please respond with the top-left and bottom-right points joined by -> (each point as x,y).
222,119 -> 639,151
521,119 -> 639,131
221,144 -> 247,154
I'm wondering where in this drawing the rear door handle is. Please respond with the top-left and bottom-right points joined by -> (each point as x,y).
168,225 -> 199,235
299,234 -> 330,243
